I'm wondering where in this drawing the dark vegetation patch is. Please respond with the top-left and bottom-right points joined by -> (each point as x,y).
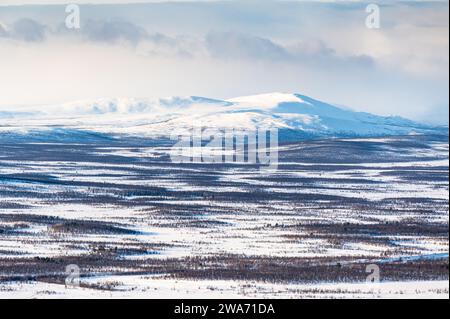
0,214 -> 63,225
0,254 -> 447,287
288,221 -> 449,238
0,223 -> 30,235
168,255 -> 449,283
49,221 -> 141,235
0,214 -> 141,236
380,170 -> 449,182
0,202 -> 32,209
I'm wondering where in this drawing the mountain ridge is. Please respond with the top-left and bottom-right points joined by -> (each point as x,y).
0,92 -> 447,141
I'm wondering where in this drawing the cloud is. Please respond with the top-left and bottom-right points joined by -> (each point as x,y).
81,19 -> 147,45
205,31 -> 375,71
0,23 -> 7,37
0,18 -> 46,42
206,32 -> 289,61
0,0 -> 216,4
1,16 -> 202,59
77,19 -> 201,58
12,18 -> 46,42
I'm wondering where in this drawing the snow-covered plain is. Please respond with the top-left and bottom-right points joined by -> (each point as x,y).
0,93 -> 448,299
0,134 -> 448,298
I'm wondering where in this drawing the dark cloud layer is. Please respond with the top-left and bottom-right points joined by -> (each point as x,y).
0,16 -> 375,70
82,19 -> 147,44
205,31 -> 375,70
206,32 -> 289,61
0,18 -> 46,42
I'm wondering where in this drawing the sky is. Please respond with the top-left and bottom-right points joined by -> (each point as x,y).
0,0 -> 448,124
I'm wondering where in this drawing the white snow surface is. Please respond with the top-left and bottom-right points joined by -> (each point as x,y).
0,278 -> 447,299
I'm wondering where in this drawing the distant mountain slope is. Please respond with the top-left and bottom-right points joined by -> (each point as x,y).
0,93 -> 447,141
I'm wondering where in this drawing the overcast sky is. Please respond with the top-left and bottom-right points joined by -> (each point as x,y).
0,0 -> 448,124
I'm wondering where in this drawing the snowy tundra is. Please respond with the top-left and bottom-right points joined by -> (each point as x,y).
0,93 -> 448,298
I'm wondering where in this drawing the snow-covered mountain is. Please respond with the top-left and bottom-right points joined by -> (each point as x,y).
0,93 -> 447,141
